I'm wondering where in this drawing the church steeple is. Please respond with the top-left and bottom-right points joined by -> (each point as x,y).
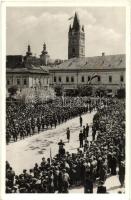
40,43 -> 50,66
41,43 -> 48,55
72,12 -> 80,31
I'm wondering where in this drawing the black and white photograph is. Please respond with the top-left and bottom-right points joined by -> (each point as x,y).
5,5 -> 126,194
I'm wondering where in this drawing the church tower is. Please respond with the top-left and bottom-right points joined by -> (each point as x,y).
68,12 -> 85,59
40,43 -> 50,65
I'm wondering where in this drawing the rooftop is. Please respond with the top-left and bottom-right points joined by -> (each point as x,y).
49,54 -> 125,71
7,65 -> 49,74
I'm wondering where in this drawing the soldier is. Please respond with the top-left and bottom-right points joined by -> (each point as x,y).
53,117 -> 57,128
85,123 -> 89,138
41,116 -> 45,130
37,117 -> 41,133
118,161 -> 125,187
83,126 -> 86,140
79,115 -> 83,127
19,126 -> 25,140
25,122 -> 31,136
79,130 -> 84,148
31,117 -> 35,134
92,124 -> 96,141
66,127 -> 70,143
6,131 -> 11,145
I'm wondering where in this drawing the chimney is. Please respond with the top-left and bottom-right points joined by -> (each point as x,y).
102,52 -> 105,56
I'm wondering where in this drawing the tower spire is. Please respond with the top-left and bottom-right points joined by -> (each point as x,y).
72,12 -> 80,31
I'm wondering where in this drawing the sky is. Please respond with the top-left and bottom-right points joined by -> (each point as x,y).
6,7 -> 126,59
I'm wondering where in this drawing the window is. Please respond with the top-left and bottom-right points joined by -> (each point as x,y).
81,76 -> 85,82
66,76 -> 69,82
59,77 -> 61,82
109,76 -> 112,83
98,76 -> 101,82
7,79 -> 10,85
72,48 -> 75,53
88,76 -> 90,82
17,79 -> 20,85
54,76 -> 56,82
120,75 -> 124,82
24,79 -> 27,85
71,76 -> 74,82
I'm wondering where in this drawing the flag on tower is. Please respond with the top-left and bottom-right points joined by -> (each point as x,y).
68,16 -> 74,20
88,72 -> 99,84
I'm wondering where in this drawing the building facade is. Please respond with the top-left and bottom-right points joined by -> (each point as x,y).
49,54 -> 125,96
6,67 -> 50,90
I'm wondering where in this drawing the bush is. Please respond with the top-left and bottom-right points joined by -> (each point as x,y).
8,85 -> 18,97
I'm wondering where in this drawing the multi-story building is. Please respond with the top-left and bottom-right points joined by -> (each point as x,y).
49,53 -> 125,96
6,66 -> 50,90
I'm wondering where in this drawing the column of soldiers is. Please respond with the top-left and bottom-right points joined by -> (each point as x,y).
6,98 -> 125,193
6,98 -> 96,144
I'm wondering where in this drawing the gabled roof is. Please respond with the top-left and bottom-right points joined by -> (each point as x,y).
49,54 -> 125,71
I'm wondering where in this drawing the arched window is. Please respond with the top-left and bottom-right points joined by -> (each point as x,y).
72,48 -> 75,53
120,75 -> 124,82
81,76 -> 84,82
54,76 -> 56,82
98,76 -> 101,82
59,77 -> 61,82
109,76 -> 112,83
71,76 -> 74,82
24,79 -> 27,85
66,76 -> 69,82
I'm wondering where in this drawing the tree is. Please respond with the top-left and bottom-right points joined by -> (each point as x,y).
77,85 -> 92,96
117,88 -> 125,99
54,85 -> 63,96
8,85 -> 18,97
